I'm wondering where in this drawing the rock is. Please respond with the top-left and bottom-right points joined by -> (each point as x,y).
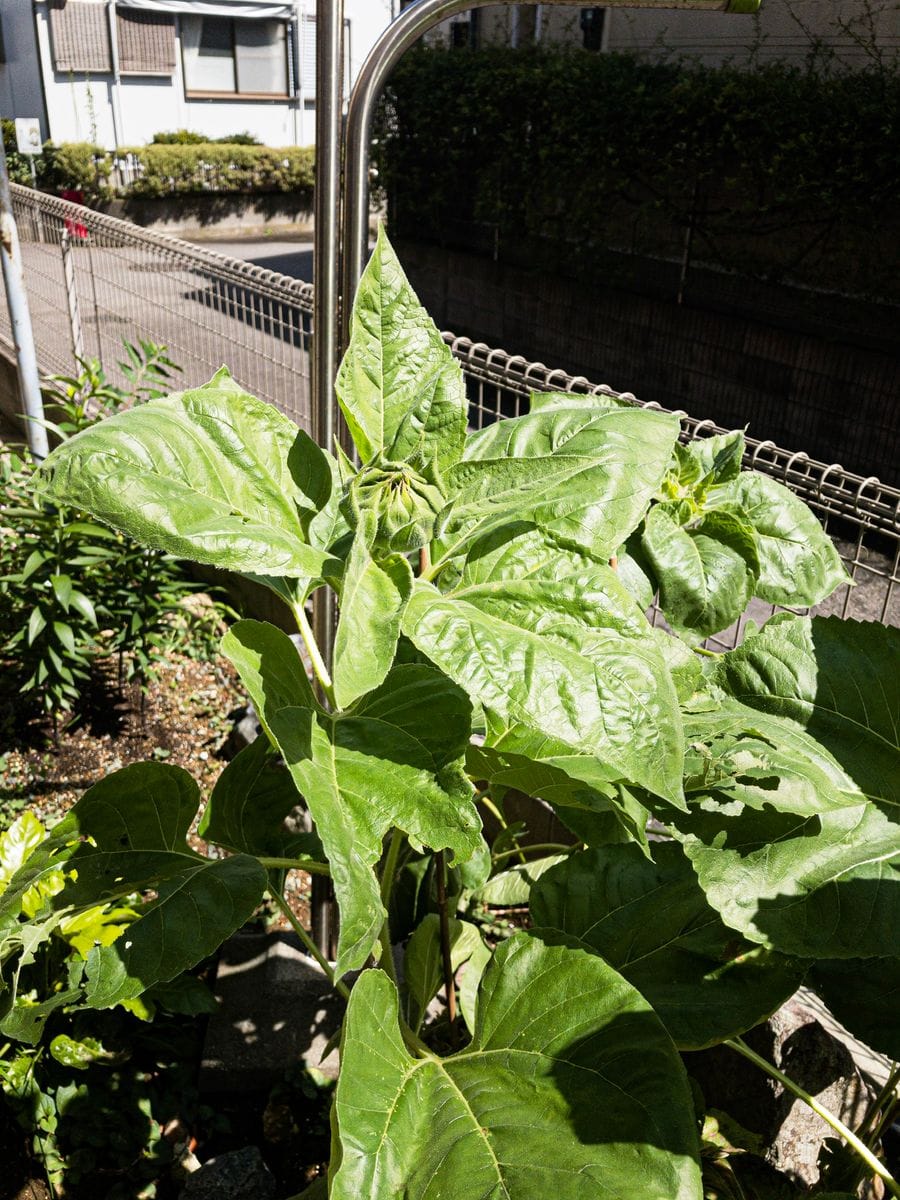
222,633 -> 314,758
685,995 -> 875,1190
200,931 -> 345,1094
179,1146 -> 276,1200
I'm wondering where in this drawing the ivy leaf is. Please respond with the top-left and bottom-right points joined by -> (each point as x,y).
403,576 -> 685,807
34,369 -> 331,579
642,503 -> 759,640
336,226 -> 467,473
714,473 -> 849,605
332,932 -> 703,1200
332,519 -> 413,709
445,405 -> 680,560
531,843 -> 806,1050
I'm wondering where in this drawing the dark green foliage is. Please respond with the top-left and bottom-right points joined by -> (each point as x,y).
151,129 -> 263,145
375,46 -> 900,300
0,342 -> 224,731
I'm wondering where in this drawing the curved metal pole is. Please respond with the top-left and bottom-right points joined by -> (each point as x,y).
340,0 -> 760,353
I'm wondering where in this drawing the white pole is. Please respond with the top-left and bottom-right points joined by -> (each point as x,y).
0,143 -> 48,458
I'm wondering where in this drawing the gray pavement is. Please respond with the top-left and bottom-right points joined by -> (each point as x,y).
186,237 -> 314,284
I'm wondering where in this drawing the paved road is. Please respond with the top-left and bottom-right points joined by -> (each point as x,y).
186,237 -> 314,284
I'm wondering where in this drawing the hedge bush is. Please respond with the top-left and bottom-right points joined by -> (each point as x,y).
114,143 -> 314,197
375,46 -> 900,301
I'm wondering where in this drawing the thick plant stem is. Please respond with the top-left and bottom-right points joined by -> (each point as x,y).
270,889 -> 351,1002
435,850 -> 458,1045
258,856 -> 331,875
292,598 -> 336,709
726,1037 -> 900,1199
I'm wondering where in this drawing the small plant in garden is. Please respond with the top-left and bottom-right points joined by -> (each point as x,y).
1,231 -> 897,1198
0,340 -> 223,735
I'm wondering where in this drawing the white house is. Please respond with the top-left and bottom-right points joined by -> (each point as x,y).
0,0 -> 394,149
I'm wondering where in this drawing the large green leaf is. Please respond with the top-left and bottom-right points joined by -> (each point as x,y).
332,932 -> 702,1200
667,703 -> 900,959
444,405 -> 679,560
715,473 -> 848,605
34,369 -> 331,579
224,620 -> 481,976
332,520 -> 413,709
530,843 -> 805,1049
403,577 -> 685,806
335,226 -> 467,472
0,764 -> 266,1008
713,614 -> 899,815
809,957 -> 900,1059
199,733 -> 322,862
403,914 -> 485,1031
642,503 -> 759,640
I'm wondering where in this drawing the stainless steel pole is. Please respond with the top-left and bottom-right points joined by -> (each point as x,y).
311,0 -> 345,959
341,0 -> 760,348
0,139 -> 48,459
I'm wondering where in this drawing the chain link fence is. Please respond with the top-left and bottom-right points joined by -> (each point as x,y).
3,184 -> 898,646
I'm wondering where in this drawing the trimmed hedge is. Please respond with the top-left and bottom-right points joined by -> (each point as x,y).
114,143 -> 314,198
374,47 -> 900,301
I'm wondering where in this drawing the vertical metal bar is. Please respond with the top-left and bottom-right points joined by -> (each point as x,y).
61,231 -> 85,363
0,140 -> 48,458
311,0 -> 345,960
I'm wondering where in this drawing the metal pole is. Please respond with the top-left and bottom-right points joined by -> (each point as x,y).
341,0 -> 760,350
311,0 -> 345,960
61,230 -> 85,363
0,139 -> 48,459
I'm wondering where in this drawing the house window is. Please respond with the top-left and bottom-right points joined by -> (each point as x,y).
48,0 -> 112,73
580,7 -> 606,52
116,8 -> 175,76
181,15 -> 288,97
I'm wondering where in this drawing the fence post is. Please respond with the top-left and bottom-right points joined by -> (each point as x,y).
61,230 -> 85,363
0,139 -> 48,458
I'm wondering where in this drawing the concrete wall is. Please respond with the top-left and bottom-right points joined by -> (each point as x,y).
397,237 -> 900,485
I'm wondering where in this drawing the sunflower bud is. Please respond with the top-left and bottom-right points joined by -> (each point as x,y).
345,454 -> 446,554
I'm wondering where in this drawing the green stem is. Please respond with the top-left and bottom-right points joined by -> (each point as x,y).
291,599 -> 336,709
726,1037 -> 900,1198
269,888 -> 351,1002
863,1067 -> 900,1147
492,842 -> 572,864
258,856 -> 331,876
477,791 -> 527,865
379,828 -> 404,909
695,645 -> 721,658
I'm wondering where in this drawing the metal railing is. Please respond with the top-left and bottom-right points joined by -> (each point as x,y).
2,184 -> 898,648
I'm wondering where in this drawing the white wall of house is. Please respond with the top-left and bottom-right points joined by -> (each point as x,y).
0,0 -> 393,150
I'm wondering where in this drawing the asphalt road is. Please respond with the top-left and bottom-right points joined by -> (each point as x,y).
187,237 -> 314,283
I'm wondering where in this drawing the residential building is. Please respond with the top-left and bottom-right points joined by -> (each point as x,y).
437,1 -> 899,68
0,0 -> 394,148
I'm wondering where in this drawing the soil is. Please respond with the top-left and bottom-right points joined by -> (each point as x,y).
0,648 -> 318,1199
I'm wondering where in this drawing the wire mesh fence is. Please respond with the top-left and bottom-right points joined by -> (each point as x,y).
3,184 -> 898,648
4,184 -> 314,427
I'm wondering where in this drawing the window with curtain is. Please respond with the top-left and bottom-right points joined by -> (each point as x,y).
181,15 -> 288,96
48,0 -> 112,73
116,7 -> 176,75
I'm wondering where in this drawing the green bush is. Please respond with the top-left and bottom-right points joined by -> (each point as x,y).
375,46 -> 900,299
1,119 -> 35,187
150,128 -> 208,144
118,143 -> 314,197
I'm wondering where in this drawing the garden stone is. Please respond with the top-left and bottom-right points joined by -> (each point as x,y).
179,1146 -> 276,1200
685,994 -> 875,1189
200,931 -> 344,1093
